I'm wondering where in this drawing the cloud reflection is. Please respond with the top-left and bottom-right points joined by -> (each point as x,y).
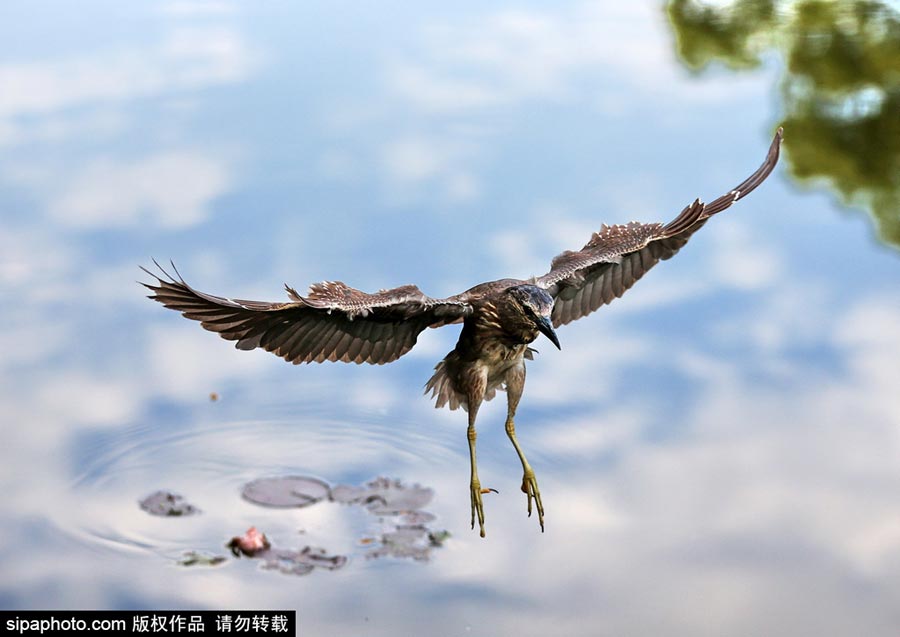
0,29 -> 255,122
49,150 -> 233,228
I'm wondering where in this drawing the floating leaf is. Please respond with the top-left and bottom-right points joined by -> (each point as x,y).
330,483 -> 367,504
364,525 -> 445,561
360,477 -> 434,515
139,491 -> 200,517
399,510 -> 436,525
428,530 -> 451,547
260,546 -> 347,576
241,476 -> 331,508
179,551 -> 227,567
331,477 -> 434,514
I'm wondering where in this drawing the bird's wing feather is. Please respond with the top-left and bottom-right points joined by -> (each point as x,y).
537,128 -> 782,327
142,261 -> 472,365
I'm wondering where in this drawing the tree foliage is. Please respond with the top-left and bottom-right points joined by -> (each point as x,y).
668,0 -> 900,248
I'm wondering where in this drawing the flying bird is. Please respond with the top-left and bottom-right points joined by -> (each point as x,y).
143,128 -> 783,537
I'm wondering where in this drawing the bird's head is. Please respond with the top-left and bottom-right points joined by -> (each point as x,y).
506,285 -> 560,350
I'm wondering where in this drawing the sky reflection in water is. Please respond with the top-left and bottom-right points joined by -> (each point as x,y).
2,2 -> 900,635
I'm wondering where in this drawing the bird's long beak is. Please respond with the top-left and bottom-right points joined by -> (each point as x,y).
537,316 -> 561,350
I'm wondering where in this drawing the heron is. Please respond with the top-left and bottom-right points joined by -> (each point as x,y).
143,128 -> 783,537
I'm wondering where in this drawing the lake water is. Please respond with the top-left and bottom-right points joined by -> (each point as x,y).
2,2 -> 900,635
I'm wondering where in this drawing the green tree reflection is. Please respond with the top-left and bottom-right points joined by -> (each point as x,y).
668,0 -> 900,249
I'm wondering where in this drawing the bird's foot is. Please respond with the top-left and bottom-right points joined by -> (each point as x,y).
470,479 -> 487,538
521,470 -> 544,532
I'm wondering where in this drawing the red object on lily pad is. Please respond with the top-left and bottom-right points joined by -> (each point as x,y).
228,526 -> 271,557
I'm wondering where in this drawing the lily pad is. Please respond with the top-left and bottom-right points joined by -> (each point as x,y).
241,476 -> 331,508
364,525 -> 449,561
330,477 -> 433,514
329,483 -> 367,504
139,491 -> 200,517
179,551 -> 227,567
428,530 -> 451,547
359,477 -> 434,515
261,546 -> 347,576
399,510 -> 436,525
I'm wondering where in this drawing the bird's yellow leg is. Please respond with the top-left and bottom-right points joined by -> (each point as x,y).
465,391 -> 488,537
467,419 -> 486,538
505,416 -> 544,532
505,362 -> 544,531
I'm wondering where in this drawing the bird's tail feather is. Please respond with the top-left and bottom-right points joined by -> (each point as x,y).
425,360 -> 464,411
425,357 -> 504,412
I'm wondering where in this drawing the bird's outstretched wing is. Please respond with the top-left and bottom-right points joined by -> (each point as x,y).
537,127 -> 783,327
141,261 -> 472,365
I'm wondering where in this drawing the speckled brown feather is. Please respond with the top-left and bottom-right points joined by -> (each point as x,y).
539,127 -> 782,326
141,261 -> 471,366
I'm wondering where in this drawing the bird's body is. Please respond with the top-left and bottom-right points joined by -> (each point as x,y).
143,128 -> 783,537
426,282 -> 550,412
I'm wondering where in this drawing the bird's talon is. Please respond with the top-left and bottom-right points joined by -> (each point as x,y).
470,480 -> 487,537
481,487 -> 499,494
519,472 -> 544,530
